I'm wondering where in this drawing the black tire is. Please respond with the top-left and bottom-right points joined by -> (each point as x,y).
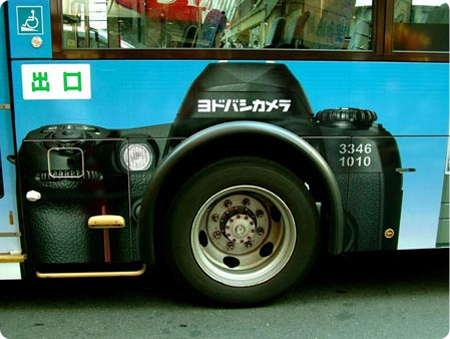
164,157 -> 320,305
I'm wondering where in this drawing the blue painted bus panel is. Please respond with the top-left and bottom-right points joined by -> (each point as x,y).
7,0 -> 52,59
0,2 -> 21,257
9,59 -> 450,250
10,60 -> 449,140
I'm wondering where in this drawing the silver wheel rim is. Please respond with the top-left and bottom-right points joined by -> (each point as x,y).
190,185 -> 297,287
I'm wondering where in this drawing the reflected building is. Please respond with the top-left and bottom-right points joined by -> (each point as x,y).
62,0 -> 448,52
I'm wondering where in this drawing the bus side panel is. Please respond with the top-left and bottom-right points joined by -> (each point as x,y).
10,61 -> 448,140
7,0 -> 52,59
288,61 -> 449,250
0,2 -> 22,280
9,60 -> 449,252
396,137 -> 449,249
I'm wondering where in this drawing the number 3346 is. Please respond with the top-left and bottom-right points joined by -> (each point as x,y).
339,143 -> 372,167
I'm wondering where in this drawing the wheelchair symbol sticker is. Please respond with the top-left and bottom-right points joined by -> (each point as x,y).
17,6 -> 44,35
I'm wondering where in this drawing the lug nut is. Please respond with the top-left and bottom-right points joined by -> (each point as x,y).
227,242 -> 235,251
213,231 -> 221,239
211,214 -> 220,222
257,227 -> 264,235
256,210 -> 264,218
224,200 -> 232,208
244,241 -> 252,248
242,198 -> 250,206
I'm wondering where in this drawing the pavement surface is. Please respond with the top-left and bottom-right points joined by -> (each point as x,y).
0,249 -> 448,339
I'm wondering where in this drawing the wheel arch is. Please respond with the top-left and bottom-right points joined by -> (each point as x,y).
138,121 -> 344,264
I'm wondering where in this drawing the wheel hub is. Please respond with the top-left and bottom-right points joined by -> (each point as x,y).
206,194 -> 269,254
225,213 -> 256,243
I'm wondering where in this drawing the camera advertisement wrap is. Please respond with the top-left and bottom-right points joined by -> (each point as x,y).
11,61 -> 448,268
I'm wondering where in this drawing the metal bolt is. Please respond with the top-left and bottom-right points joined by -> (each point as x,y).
211,214 -> 220,222
256,210 -> 264,218
384,228 -> 395,239
224,200 -> 232,208
243,198 -> 250,206
257,227 -> 264,235
227,242 -> 235,251
31,36 -> 43,48
213,231 -> 221,239
244,241 -> 252,248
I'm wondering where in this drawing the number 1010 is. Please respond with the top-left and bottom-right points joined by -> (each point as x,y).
339,156 -> 372,167
339,143 -> 372,168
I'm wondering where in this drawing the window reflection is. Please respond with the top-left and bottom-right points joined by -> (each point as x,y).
62,0 -> 373,50
393,0 -> 449,51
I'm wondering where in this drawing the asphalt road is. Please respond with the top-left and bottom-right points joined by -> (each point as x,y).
0,249 -> 448,339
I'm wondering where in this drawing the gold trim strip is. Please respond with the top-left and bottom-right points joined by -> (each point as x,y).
0,254 -> 26,263
0,104 -> 11,110
0,232 -> 21,237
36,264 -> 146,278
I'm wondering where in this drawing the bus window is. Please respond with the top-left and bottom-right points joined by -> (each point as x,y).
62,0 -> 374,50
393,0 -> 449,52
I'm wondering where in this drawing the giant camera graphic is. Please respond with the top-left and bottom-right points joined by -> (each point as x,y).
18,63 -> 402,270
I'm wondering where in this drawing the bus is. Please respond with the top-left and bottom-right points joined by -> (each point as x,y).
0,0 -> 448,305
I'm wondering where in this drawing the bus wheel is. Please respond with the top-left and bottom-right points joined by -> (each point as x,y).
164,157 -> 320,305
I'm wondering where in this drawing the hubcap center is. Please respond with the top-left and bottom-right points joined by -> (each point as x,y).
234,224 -> 246,236
226,214 -> 255,240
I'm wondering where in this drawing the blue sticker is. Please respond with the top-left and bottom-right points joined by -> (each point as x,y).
16,6 -> 43,35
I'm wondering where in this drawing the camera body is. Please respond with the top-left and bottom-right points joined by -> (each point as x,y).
315,110 -> 402,252
171,63 -> 402,252
18,63 -> 402,266
19,124 -> 156,264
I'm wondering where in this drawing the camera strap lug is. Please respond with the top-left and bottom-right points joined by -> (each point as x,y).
396,168 -> 416,173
